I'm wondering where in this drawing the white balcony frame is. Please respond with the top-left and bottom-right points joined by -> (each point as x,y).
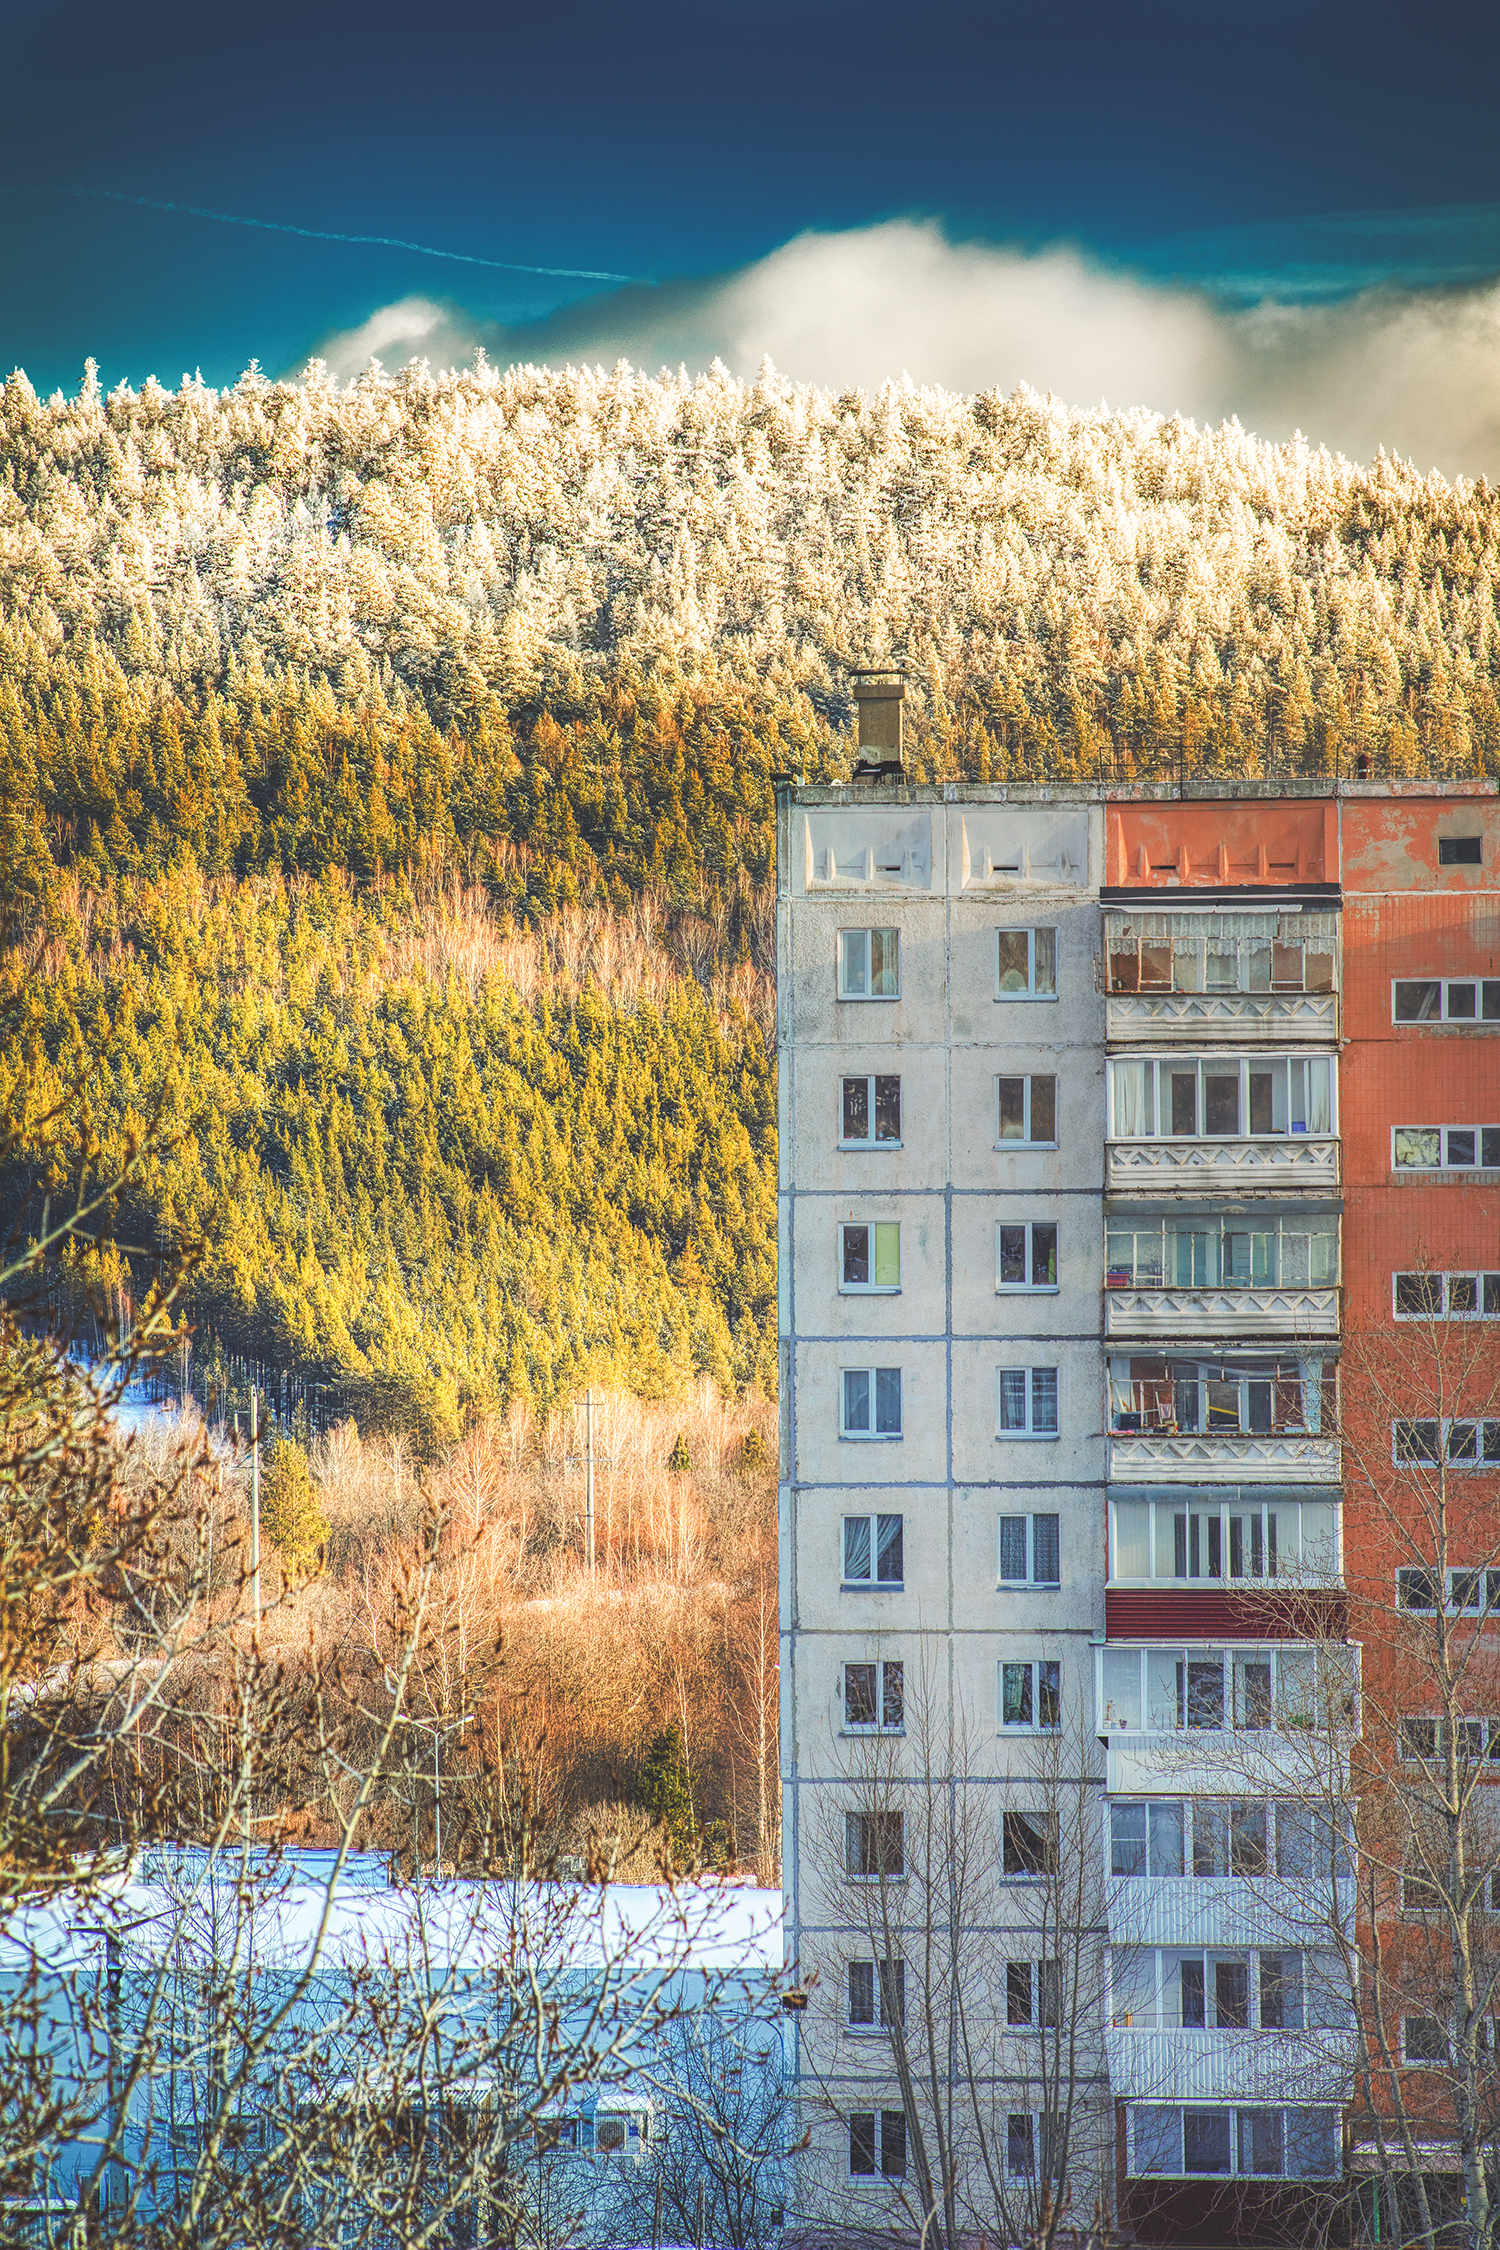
1105,1286 -> 1339,1341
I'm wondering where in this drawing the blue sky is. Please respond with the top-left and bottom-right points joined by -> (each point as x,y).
3,0 -> 1500,465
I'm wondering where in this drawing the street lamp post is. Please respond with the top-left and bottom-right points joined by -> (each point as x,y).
408,1713 -> 473,1877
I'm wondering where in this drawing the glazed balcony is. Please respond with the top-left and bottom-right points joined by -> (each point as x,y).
1107,990 -> 1339,1046
1105,1285 -> 1339,1343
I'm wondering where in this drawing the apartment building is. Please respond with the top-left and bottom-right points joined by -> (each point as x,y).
1098,794 -> 1352,2248
775,685 -> 1109,2236
1339,788 -> 1500,2237
778,747 -> 1500,2247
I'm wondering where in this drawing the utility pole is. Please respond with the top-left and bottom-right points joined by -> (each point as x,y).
585,1387 -> 596,1580
249,1387 -> 261,1645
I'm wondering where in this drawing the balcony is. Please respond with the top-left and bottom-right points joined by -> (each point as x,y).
1108,1877 -> 1355,1953
1110,1432 -> 1340,1484
1104,2027 -> 1353,2106
1107,1138 -> 1339,1195
1105,1286 -> 1339,1342
1107,991 -> 1339,1045
1104,1734 -> 1350,1800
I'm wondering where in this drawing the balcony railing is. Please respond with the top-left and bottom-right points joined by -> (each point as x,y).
1109,1432 -> 1340,1483
1107,1138 -> 1340,1194
1108,1876 -> 1355,1952
1104,1733 -> 1352,1800
1104,2026 -> 1353,2105
1107,991 -> 1339,1045
1105,1286 -> 1339,1341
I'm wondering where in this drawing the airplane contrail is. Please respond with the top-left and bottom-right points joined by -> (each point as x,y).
4,183 -> 637,283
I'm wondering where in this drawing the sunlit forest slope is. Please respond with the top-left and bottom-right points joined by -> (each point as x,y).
3,357 -> 1499,1430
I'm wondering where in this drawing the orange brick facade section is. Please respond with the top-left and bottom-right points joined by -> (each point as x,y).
1341,801 -> 1500,1331
1107,798 -> 1337,888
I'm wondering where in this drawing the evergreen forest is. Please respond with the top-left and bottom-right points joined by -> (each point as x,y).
6,353 -> 1500,1429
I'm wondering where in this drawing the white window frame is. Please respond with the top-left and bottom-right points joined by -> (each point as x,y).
1393,1125 -> 1500,1171
845,1808 -> 905,1882
837,927 -> 900,1001
995,1220 -> 1059,1293
1108,1054 -> 1336,1140
1394,1270 -> 1500,1319
1129,2103 -> 1340,2181
1107,1494 -> 1342,1584
842,1512 -> 904,1589
997,1366 -> 1059,1438
847,2107 -> 907,2179
998,1512 -> 1061,1588
996,927 -> 1058,1001
846,1956 -> 906,2033
996,1072 -> 1058,1148
840,1221 -> 902,1293
1095,1643 -> 1347,1737
840,1072 -> 902,1148
1106,926 -> 1338,998
842,1658 -> 905,1734
1005,1957 -> 1063,2028
840,1367 -> 903,1440
1392,976 -> 1500,1025
1107,1352 -> 1332,1438
1000,1657 -> 1061,1732
1107,1214 -> 1339,1290
1392,1417 -> 1500,1467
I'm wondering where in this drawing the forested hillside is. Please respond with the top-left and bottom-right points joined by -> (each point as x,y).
5,355 -> 1500,1428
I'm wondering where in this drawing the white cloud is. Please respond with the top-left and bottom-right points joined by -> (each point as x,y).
306,219 -> 1500,479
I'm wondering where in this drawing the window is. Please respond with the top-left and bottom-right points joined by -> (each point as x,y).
1400,1716 -> 1500,1761
1394,1125 -> 1500,1170
997,1222 -> 1058,1290
998,1513 -> 1061,1587
1183,2111 -> 1231,2174
843,1514 -> 904,1588
1394,978 -> 1500,1024
1108,1215 -> 1338,1290
843,1660 -> 904,1732
1447,1568 -> 1500,1615
1109,1055 -> 1334,1139
1007,1959 -> 1061,2026
846,1810 -> 904,1879
841,1368 -> 902,1438
996,927 -> 1057,998
1395,1270 -> 1500,1318
1106,926 -> 1336,996
849,2110 -> 906,2178
1439,835 -> 1483,865
1003,1810 -> 1058,1877
998,1367 -> 1059,1437
1099,1646 -> 1351,1738
1007,2114 -> 1037,2177
847,1957 -> 905,2030
838,928 -> 899,1000
1394,1418 -> 1500,1466
1396,1567 -> 1438,1610
1111,1801 -> 1184,1877
1109,1354 -> 1333,1437
1404,2016 -> 1450,2065
842,1074 -> 902,1147
1132,2104 -> 1338,2179
1192,1801 -> 1269,1878
1109,1494 -> 1341,1583
841,1223 -> 901,1291
997,1074 -> 1057,1145
1402,1864 -> 1443,1914
1001,1659 -> 1061,1731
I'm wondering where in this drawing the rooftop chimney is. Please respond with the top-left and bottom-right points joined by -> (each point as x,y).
851,667 -> 905,782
